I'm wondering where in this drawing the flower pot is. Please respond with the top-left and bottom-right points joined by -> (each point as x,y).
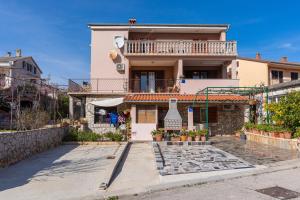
180,135 -> 187,141
284,132 -> 291,139
201,136 -> 206,142
279,132 -> 285,139
253,129 -> 259,135
274,132 -> 280,138
155,134 -> 163,142
195,136 -> 200,141
171,136 -> 181,142
269,132 -> 275,137
187,136 -> 193,141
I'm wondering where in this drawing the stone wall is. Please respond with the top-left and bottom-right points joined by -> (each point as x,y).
0,127 -> 68,168
210,105 -> 245,135
246,132 -> 298,150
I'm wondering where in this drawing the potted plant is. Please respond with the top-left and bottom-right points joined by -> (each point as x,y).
200,129 -> 207,142
187,130 -> 195,141
151,129 -> 162,142
195,130 -> 201,141
180,128 -> 188,141
171,132 -> 181,141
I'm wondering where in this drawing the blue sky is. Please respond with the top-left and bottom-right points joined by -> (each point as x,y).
1,0 -> 300,84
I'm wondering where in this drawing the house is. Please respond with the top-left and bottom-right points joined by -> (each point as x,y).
0,49 -> 43,89
0,49 -> 43,128
231,53 -> 300,87
68,20 -> 250,141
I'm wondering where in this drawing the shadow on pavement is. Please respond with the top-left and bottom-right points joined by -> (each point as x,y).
108,142 -> 132,187
0,145 -> 78,191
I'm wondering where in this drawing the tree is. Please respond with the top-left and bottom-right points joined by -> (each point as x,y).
268,91 -> 300,132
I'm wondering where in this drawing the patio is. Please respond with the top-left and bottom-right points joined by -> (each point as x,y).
211,136 -> 300,165
153,142 -> 253,176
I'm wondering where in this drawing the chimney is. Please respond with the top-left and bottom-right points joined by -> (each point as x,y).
16,49 -> 22,57
5,52 -> 12,57
129,18 -> 137,25
255,52 -> 261,60
280,56 -> 288,62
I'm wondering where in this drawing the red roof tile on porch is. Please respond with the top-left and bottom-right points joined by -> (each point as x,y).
124,94 -> 248,102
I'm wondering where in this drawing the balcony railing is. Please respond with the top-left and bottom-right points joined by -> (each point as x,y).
68,78 -> 239,94
124,40 -> 237,56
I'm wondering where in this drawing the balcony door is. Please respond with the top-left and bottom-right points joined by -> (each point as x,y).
131,70 -> 164,93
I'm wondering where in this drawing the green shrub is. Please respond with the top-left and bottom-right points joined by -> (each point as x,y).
104,131 -> 123,141
63,128 -> 103,142
244,122 -> 255,130
268,91 -> 300,132
293,127 -> 300,138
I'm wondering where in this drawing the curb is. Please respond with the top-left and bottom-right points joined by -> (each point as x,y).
112,158 -> 300,199
99,142 -> 130,190
62,141 -> 127,145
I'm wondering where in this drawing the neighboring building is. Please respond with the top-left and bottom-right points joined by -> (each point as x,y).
0,49 -> 43,89
0,49 -> 43,128
68,21 -> 250,141
230,53 -> 300,87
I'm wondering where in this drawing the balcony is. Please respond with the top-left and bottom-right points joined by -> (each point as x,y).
68,78 -> 239,94
124,40 -> 237,56
179,79 -> 239,94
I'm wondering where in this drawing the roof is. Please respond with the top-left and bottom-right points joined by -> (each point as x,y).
88,23 -> 230,33
124,94 -> 248,103
88,23 -> 229,28
0,56 -> 43,74
238,57 -> 300,67
269,79 -> 300,91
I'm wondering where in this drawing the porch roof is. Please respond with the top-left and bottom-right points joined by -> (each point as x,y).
124,94 -> 248,103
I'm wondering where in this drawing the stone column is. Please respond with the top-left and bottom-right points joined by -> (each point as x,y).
220,31 -> 226,41
244,105 -> 250,123
188,106 -> 194,130
69,95 -> 74,120
231,60 -> 238,79
80,97 -> 86,118
177,59 -> 183,79
130,105 -> 136,124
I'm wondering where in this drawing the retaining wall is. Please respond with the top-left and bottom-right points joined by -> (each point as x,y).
246,132 -> 298,150
0,127 -> 68,167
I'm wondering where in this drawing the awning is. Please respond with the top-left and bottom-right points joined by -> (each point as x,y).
89,98 -> 124,107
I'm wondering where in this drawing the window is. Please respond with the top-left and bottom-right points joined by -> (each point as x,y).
193,107 -> 218,124
271,70 -> 283,83
94,106 -> 117,124
291,72 -> 298,81
136,105 -> 156,123
26,63 -> 30,71
34,67 -> 37,74
22,61 -> 26,69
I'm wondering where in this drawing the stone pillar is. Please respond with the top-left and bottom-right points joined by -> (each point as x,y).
244,105 -> 250,123
69,95 -> 74,120
231,60 -> 238,79
177,59 -> 183,79
222,64 -> 227,78
188,106 -> 194,130
131,105 -> 136,124
80,97 -> 86,118
220,31 -> 226,41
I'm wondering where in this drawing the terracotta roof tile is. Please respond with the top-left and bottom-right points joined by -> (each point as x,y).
124,94 -> 248,102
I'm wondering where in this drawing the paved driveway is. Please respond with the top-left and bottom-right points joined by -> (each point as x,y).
0,144 -> 120,200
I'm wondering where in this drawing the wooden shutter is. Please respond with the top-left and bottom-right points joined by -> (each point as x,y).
137,106 -> 156,123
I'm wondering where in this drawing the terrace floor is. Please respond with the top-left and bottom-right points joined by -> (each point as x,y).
210,136 -> 300,165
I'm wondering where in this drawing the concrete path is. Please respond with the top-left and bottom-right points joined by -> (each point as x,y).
0,144 -> 120,200
105,142 -> 160,197
125,160 -> 300,200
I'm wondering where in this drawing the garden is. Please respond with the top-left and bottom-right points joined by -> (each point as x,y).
240,91 -> 300,140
